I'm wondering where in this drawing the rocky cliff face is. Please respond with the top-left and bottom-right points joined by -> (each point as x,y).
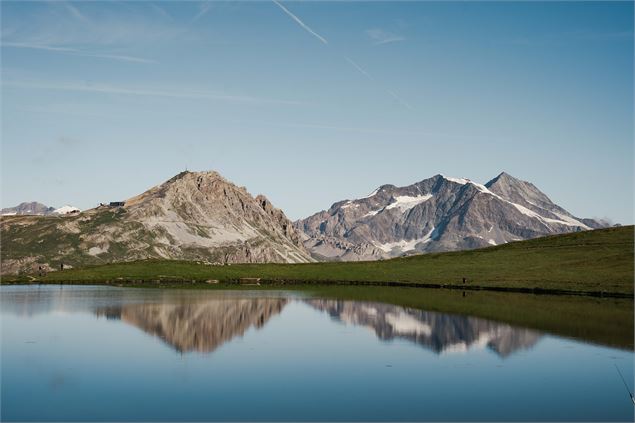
295,172 -> 607,261
1,171 -> 313,274
306,299 -> 541,357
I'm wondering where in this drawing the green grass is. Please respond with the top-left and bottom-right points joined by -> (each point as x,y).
0,210 -> 125,267
6,226 -> 633,295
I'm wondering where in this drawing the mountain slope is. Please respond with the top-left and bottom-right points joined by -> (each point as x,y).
1,202 -> 55,216
24,226 -> 633,296
295,172 -> 608,261
1,171 -> 312,274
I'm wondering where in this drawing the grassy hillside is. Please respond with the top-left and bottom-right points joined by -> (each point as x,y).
7,226 -> 633,295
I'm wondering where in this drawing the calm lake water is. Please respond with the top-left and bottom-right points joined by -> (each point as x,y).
1,285 -> 633,421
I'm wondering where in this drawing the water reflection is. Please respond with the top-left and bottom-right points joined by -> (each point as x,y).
95,299 -> 287,353
305,299 -> 542,357
2,285 -> 631,422
1,285 -> 541,357
96,297 -> 540,357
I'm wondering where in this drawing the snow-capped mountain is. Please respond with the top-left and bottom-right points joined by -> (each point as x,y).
295,172 -> 608,261
1,202 -> 55,216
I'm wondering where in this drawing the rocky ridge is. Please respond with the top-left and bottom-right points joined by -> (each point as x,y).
295,172 -> 607,261
1,202 -> 56,216
1,170 -> 313,274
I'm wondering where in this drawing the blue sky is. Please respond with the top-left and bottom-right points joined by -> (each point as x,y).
1,1 -> 633,223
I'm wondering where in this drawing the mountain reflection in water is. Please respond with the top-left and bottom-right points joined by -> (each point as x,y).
305,299 -> 542,357
95,297 -> 541,357
95,298 -> 288,353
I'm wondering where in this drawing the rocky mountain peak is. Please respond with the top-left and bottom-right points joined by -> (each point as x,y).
121,170 -> 311,260
484,172 -> 562,214
295,172 -> 607,261
486,171 -> 529,191
1,202 -> 56,216
1,169 -> 313,275
485,171 -> 514,185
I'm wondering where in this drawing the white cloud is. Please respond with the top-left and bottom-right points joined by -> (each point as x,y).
61,2 -> 90,24
149,3 -> 173,21
2,42 -> 156,64
366,28 -> 405,45
192,1 -> 213,22
2,42 -> 75,53
1,2 -> 190,49
3,78 -> 307,106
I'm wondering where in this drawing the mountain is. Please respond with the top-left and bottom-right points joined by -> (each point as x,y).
295,172 -> 608,261
1,170 -> 312,275
1,202 -> 55,216
305,299 -> 541,357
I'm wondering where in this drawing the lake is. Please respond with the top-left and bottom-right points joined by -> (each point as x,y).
1,285 -> 633,421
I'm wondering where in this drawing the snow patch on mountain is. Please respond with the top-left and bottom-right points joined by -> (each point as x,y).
385,194 -> 433,212
53,205 -> 80,215
510,202 -> 590,229
441,175 -> 470,185
340,201 -> 358,210
362,187 -> 381,199
374,227 -> 436,253
385,312 -> 432,336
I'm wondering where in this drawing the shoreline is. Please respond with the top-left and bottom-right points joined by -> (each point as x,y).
2,278 -> 632,299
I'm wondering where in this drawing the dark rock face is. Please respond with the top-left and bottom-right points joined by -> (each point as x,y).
296,172 -> 607,260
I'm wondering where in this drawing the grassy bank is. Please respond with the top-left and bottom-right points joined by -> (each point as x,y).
3,226 -> 633,296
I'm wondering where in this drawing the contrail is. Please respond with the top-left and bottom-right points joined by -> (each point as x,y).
386,88 -> 414,110
344,56 -> 374,81
272,0 -> 412,110
345,56 -> 413,110
272,0 -> 328,45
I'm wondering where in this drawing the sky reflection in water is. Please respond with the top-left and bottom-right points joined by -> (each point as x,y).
1,285 -> 633,421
